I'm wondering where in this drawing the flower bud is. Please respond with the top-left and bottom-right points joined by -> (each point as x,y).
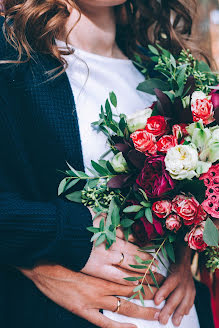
127,108 -> 152,133
111,152 -> 129,173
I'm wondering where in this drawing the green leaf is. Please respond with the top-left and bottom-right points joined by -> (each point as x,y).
133,284 -> 142,292
165,242 -> 175,263
170,54 -> 176,68
123,205 -> 143,213
58,178 -> 68,196
139,291 -> 144,306
65,178 -> 80,192
123,276 -> 143,281
65,191 -> 82,203
149,269 -> 159,288
99,218 -> 105,232
148,45 -> 159,56
111,202 -> 120,227
140,201 -> 151,208
128,293 -> 138,301
129,264 -> 147,269
91,232 -> 102,242
135,255 -> 143,264
87,226 -> 100,233
105,99 -> 112,121
203,218 -> 219,247
198,60 -> 211,73
145,207 -> 153,224
161,245 -> 168,261
123,227 -> 131,241
91,160 -> 108,176
138,189 -> 149,201
121,218 -> 134,228
105,229 -> 116,241
147,283 -> 154,295
137,78 -> 170,95
109,91 -> 117,107
86,178 -> 99,189
95,233 -> 106,247
134,209 -> 145,220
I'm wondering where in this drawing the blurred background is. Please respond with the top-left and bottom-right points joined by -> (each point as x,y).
197,0 -> 219,68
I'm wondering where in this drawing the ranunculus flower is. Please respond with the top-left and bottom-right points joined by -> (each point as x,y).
191,91 -> 214,125
165,145 -> 198,180
172,123 -> 189,140
157,135 -> 178,153
166,214 -> 182,232
172,195 -> 207,225
145,115 -> 168,137
132,216 -> 164,246
185,222 -> 207,251
152,200 -> 172,218
111,152 -> 129,173
127,108 -> 152,133
130,130 -> 157,155
136,155 -> 175,198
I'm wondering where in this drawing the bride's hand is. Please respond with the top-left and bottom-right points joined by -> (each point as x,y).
19,264 -> 161,328
82,211 -> 165,286
154,246 -> 195,327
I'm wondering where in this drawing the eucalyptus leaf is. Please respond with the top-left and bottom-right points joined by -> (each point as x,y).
65,191 -> 82,203
165,242 -> 175,263
149,269 -> 160,288
145,207 -> 153,224
123,205 -> 143,213
203,218 -> 219,247
87,227 -> 100,233
109,91 -> 117,107
121,218 -> 134,228
95,233 -> 106,247
91,232 -> 102,242
137,79 -> 170,95
58,178 -> 67,196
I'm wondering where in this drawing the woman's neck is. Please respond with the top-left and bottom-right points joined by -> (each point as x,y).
62,5 -> 127,59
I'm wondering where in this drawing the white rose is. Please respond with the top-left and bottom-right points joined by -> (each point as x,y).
191,91 -> 208,105
111,152 -> 129,173
212,128 -> 219,142
127,108 -> 152,133
165,145 -> 198,180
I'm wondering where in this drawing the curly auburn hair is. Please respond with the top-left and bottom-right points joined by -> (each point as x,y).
1,0 -> 199,67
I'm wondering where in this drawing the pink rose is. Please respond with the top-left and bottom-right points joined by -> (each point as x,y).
152,200 -> 172,218
166,214 -> 182,232
172,195 -> 206,226
157,135 -> 178,153
130,130 -> 157,155
136,155 -> 175,198
172,124 -> 189,140
185,222 -> 207,252
145,115 -> 168,137
191,98 -> 214,125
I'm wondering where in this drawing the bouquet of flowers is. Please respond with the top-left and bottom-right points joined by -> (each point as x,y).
58,45 -> 219,301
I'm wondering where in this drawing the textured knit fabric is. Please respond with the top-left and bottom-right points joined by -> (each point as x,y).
0,16 -> 97,328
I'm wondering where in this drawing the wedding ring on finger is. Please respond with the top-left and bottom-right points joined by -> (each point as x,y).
117,252 -> 124,266
113,297 -> 122,313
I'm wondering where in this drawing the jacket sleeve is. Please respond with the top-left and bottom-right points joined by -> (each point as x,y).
0,192 -> 93,270
0,16 -> 93,271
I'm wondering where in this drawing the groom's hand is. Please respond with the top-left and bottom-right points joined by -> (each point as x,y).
19,265 -> 161,328
154,246 -> 196,327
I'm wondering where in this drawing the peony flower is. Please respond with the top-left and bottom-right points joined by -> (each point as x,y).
185,221 -> 207,252
136,155 -> 175,198
157,135 -> 178,153
191,91 -> 214,125
166,214 -> 182,232
172,123 -> 189,140
172,195 -> 207,225
152,200 -> 172,218
127,108 -> 152,133
111,152 -> 128,173
130,130 -> 157,155
145,115 -> 168,137
165,145 -> 198,180
132,216 -> 164,246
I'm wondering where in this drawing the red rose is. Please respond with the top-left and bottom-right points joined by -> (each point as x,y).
145,115 -> 168,137
136,155 -> 175,198
185,222 -> 207,251
157,135 -> 178,153
172,195 -> 206,226
191,98 -> 214,125
166,214 -> 182,232
172,124 -> 189,140
132,216 -> 164,246
130,130 -> 157,155
152,200 -> 172,218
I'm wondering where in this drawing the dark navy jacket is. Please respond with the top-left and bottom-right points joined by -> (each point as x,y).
0,16 -> 214,328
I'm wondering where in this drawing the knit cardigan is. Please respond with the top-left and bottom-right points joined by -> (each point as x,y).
0,16 -> 97,328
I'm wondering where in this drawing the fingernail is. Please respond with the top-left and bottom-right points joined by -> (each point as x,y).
175,316 -> 183,326
154,312 -> 160,320
157,296 -> 164,305
162,314 -> 170,324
